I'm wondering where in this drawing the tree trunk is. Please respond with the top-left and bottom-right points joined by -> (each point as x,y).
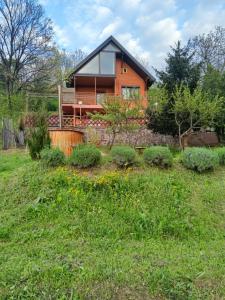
6,80 -> 13,114
178,125 -> 183,150
109,131 -> 116,149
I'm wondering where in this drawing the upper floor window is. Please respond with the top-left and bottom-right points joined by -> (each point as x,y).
100,52 -> 115,74
77,51 -> 115,75
121,86 -> 140,100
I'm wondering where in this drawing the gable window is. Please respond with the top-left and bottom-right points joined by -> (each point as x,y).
78,54 -> 99,74
100,52 -> 115,74
103,42 -> 121,52
121,86 -> 140,100
78,51 -> 115,75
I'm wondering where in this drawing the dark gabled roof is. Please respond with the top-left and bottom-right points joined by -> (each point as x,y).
70,35 -> 156,84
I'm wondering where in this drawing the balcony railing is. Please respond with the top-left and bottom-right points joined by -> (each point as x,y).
61,88 -> 115,105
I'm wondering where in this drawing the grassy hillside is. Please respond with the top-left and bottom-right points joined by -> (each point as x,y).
0,150 -> 225,299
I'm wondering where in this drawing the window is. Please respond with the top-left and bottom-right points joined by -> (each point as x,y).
96,92 -> 106,105
77,51 -> 115,75
121,87 -> 140,99
103,42 -> 120,52
78,54 -> 99,74
100,52 -> 115,74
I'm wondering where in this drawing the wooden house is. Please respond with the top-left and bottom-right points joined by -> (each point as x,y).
56,35 -> 155,128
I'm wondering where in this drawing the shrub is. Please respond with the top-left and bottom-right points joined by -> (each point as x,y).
111,146 -> 136,168
143,146 -> 173,168
70,144 -> 101,168
182,147 -> 219,172
40,147 -> 65,167
86,127 -> 101,146
26,112 -> 50,160
215,147 -> 225,165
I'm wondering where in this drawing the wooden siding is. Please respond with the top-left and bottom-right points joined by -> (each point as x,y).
75,86 -> 114,105
115,58 -> 148,107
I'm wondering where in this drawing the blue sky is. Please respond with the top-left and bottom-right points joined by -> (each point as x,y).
40,0 -> 225,70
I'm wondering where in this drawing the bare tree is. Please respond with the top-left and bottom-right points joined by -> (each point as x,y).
0,0 -> 53,112
52,48 -> 86,86
191,26 -> 225,73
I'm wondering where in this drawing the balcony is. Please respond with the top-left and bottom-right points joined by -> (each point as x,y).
60,87 -> 115,105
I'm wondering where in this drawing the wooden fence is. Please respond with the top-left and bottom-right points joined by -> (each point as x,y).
1,118 -> 25,150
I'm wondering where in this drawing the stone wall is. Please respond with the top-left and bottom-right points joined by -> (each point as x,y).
84,127 -> 178,147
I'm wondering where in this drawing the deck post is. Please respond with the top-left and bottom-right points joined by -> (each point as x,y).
58,85 -> 62,129
74,76 -> 76,104
95,77 -> 97,104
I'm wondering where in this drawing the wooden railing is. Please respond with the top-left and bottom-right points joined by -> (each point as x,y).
61,115 -> 108,128
61,90 -> 115,105
59,115 -> 146,128
48,115 -> 59,127
25,114 -> 146,129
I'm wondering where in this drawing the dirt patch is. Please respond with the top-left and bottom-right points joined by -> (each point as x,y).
80,281 -> 162,300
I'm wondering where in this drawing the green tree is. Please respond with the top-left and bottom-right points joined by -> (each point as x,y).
148,41 -> 201,136
26,111 -> 50,159
202,65 -> 225,139
172,85 -> 223,148
90,96 -> 144,149
156,41 -> 201,94
146,85 -> 177,135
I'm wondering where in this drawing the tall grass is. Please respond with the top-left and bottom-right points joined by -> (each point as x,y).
0,150 -> 225,299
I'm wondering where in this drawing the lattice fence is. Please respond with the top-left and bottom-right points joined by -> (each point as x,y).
25,114 -> 147,129
48,115 -> 59,127
25,114 -> 59,128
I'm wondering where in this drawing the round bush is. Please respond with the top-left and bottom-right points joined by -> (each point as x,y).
215,147 -> 225,165
70,144 -> 101,168
40,147 -> 65,167
143,146 -> 173,168
182,147 -> 219,173
111,146 -> 136,168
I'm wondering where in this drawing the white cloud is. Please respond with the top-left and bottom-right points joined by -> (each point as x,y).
39,0 -> 49,5
99,18 -> 122,39
53,24 -> 70,48
45,0 -> 225,72
137,16 -> 181,46
96,6 -> 112,20
182,2 -> 225,39
121,0 -> 141,9
116,33 -> 152,62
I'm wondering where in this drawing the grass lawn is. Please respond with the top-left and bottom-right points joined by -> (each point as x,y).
0,149 -> 225,299
0,149 -> 32,178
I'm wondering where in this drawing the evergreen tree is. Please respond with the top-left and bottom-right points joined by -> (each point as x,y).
148,41 -> 201,136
